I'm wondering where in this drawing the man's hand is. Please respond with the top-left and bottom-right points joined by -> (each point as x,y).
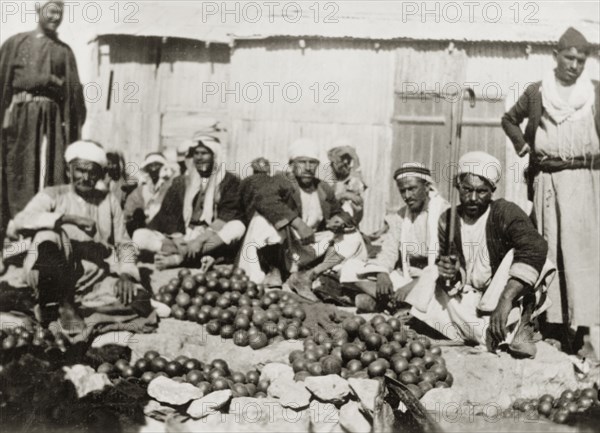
160,236 -> 184,255
186,235 -> 208,259
376,272 -> 393,302
490,297 -> 512,344
437,255 -> 460,281
61,215 -> 97,237
517,143 -> 531,157
489,278 -> 527,344
302,302 -> 352,333
49,75 -> 64,87
115,274 -> 137,306
292,218 -> 315,245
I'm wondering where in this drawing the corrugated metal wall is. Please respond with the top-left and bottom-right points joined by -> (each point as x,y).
157,39 -> 230,151
88,36 -> 599,233
86,36 -> 230,169
391,42 -> 468,211
228,39 -> 396,233
86,36 -> 161,167
230,39 -> 599,232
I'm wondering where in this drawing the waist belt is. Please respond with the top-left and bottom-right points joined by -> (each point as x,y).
535,154 -> 600,173
2,92 -> 57,129
12,91 -> 55,103
188,221 -> 209,229
408,255 -> 429,270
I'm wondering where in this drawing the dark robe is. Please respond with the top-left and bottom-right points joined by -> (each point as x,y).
149,172 -> 244,235
0,29 -> 86,236
439,199 -> 548,279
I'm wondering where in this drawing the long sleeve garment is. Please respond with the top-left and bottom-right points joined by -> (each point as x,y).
250,172 -> 340,231
501,80 -> 600,157
369,193 -> 449,274
12,185 -> 139,280
149,172 -> 243,235
0,30 -> 86,229
438,199 -> 548,288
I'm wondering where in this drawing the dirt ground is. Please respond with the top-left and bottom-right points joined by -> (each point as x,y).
123,316 -> 599,432
2,263 -> 599,432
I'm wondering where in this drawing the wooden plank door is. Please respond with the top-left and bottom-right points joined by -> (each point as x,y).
390,93 -> 452,211
460,96 -> 507,199
390,93 -> 506,210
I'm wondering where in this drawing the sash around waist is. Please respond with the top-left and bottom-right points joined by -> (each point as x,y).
11,91 -> 57,104
534,154 -> 600,173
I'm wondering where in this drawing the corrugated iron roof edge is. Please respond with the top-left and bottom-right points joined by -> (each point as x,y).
91,33 -> 600,49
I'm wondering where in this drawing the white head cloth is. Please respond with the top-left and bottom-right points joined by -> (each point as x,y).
182,134 -> 226,228
289,138 -> 320,162
457,151 -> 502,187
65,140 -> 107,168
141,153 -> 167,170
139,153 -> 174,190
177,139 -> 195,162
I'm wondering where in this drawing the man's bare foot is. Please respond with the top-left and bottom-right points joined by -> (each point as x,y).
263,268 -> 283,289
578,342 -> 600,364
58,302 -> 86,336
508,321 -> 537,359
287,271 -> 318,302
155,253 -> 183,270
355,294 -> 378,313
392,304 -> 413,324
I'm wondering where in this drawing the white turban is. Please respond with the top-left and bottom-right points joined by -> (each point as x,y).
177,134 -> 222,161
64,141 -> 107,168
191,134 -> 221,153
141,153 -> 167,170
289,138 -> 320,162
177,139 -> 195,161
458,151 -> 502,187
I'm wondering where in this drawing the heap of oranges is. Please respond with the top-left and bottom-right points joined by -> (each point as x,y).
288,314 -> 452,399
154,267 -> 309,350
98,350 -> 270,398
512,388 -> 599,424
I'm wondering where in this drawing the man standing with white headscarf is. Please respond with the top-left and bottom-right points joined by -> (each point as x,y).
405,152 -> 554,358
502,27 -> 600,359
11,141 -> 155,334
132,134 -> 245,269
237,138 -> 342,287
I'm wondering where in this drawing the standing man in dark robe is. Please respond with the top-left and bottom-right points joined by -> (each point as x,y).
0,0 -> 86,273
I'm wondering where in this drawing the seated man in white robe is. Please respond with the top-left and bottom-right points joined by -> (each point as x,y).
12,141 -> 155,333
340,163 -> 449,312
405,151 -> 555,358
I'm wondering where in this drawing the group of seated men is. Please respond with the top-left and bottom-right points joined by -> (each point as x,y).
8,133 -> 555,358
